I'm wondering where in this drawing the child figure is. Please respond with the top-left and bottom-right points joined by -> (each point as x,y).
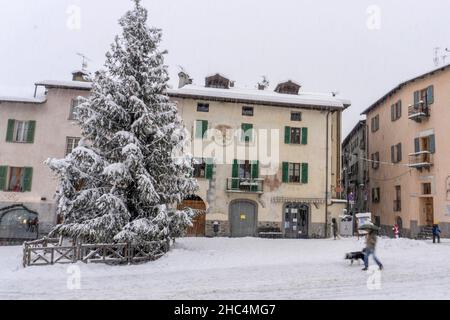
392,224 -> 400,239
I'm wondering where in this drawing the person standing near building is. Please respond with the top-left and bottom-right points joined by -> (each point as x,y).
432,223 -> 441,244
392,224 -> 400,239
332,218 -> 339,240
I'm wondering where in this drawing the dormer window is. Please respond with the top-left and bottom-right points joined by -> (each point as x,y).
274,80 -> 301,95
205,73 -> 231,89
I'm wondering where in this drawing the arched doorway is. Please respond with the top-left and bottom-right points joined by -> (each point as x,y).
229,200 -> 257,237
0,204 -> 39,240
178,195 -> 206,237
284,203 -> 309,239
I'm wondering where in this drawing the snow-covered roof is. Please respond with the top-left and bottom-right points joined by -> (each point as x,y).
0,95 -> 46,104
167,85 -> 350,109
35,80 -> 92,90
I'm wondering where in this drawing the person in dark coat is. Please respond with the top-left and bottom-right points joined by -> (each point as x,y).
432,224 -> 441,244
362,229 -> 383,271
332,218 -> 339,240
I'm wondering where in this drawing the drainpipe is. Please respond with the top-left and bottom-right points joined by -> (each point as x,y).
324,110 -> 331,238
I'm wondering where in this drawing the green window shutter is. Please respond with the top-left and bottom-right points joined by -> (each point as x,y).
391,105 -> 395,121
6,119 -> 15,142
284,126 -> 291,144
241,123 -> 253,142
391,145 -> 395,163
205,162 -> 213,180
429,135 -> 436,154
0,166 -> 8,191
195,120 -> 203,139
427,85 -> 434,105
414,91 -> 420,106
232,159 -> 239,189
202,120 -> 208,139
301,127 -> 308,145
414,138 -> 420,153
23,167 -> 33,192
27,121 -> 36,143
251,160 -> 259,179
301,163 -> 309,184
282,162 -> 289,183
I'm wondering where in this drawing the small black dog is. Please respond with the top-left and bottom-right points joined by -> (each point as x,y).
345,249 -> 367,265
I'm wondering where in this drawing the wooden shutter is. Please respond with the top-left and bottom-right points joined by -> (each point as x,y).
391,105 -> 395,121
398,100 -> 402,118
429,135 -> 436,154
23,167 -> 33,192
6,119 -> 15,142
301,163 -> 308,184
241,123 -> 253,142
0,166 -> 7,191
427,85 -> 434,105
391,145 -> 395,163
232,160 -> 239,189
202,120 -> 208,139
205,160 -> 213,180
301,127 -> 308,145
251,160 -> 259,179
414,91 -> 420,106
397,143 -> 402,162
284,126 -> 291,144
282,162 -> 289,183
414,138 -> 420,153
27,121 -> 36,143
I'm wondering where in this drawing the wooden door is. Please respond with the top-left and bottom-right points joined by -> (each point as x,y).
178,200 -> 206,237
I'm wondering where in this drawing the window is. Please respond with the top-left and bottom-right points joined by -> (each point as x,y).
372,187 -> 380,203
0,166 -> 33,192
414,86 -> 434,106
241,123 -> 253,142
414,135 -> 436,154
371,115 -> 380,132
391,100 -> 402,121
422,183 -> 432,195
197,103 -> 209,113
282,162 -> 308,184
66,137 -> 81,156
195,120 -> 208,140
242,106 -> 254,116
6,120 -> 36,143
291,112 -> 302,121
192,158 -> 213,180
69,98 -> 83,120
394,186 -> 401,212
285,126 -> 307,145
391,143 -> 402,163
371,152 -> 380,169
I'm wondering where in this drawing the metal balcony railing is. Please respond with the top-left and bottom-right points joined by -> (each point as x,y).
408,101 -> 429,122
408,151 -> 433,169
226,178 -> 264,194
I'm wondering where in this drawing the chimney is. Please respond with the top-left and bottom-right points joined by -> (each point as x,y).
178,71 -> 193,88
72,70 -> 89,82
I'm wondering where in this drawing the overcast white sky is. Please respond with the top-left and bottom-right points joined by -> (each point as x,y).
1,0 -> 449,137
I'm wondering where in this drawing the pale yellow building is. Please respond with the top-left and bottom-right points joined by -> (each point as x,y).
362,64 -> 450,238
0,71 -> 350,241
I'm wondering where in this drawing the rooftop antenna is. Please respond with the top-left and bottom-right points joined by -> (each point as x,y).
76,52 -> 91,71
434,47 -> 441,67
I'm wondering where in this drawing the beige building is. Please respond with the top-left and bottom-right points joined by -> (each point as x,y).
0,71 -> 350,241
362,64 -> 450,238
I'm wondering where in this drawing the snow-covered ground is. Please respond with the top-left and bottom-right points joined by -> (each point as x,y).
1,237 -> 450,300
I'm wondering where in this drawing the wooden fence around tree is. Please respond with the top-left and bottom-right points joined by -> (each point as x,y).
22,237 -> 170,267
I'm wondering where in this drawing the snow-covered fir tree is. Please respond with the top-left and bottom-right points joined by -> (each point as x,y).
46,0 -> 198,246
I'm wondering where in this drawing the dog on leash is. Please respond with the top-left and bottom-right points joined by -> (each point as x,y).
345,248 -> 367,265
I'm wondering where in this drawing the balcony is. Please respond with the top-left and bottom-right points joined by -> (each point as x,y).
408,102 -> 429,122
393,200 -> 401,212
226,178 -> 264,194
408,151 -> 433,170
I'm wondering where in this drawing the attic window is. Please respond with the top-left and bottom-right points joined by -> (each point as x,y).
205,74 -> 230,89
275,80 -> 301,95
